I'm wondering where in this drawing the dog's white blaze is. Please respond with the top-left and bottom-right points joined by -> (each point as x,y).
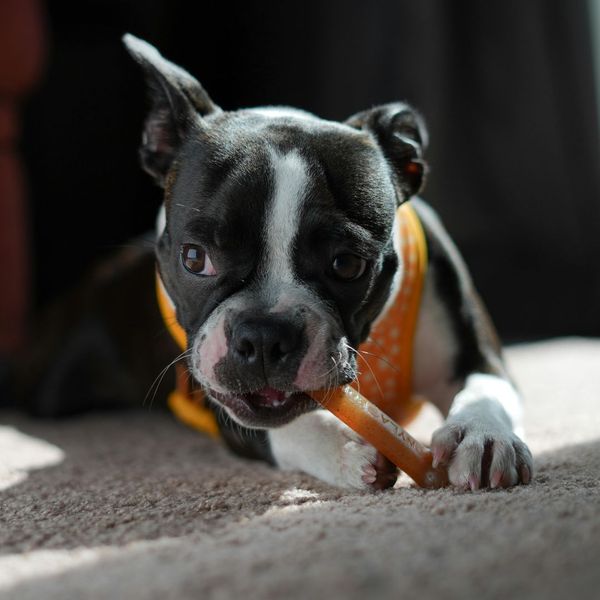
250,107 -> 316,122
265,149 -> 308,284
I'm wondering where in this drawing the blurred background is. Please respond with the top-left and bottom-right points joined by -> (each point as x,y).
1,0 -> 599,368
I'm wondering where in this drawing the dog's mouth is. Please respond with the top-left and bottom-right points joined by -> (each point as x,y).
210,387 -> 317,427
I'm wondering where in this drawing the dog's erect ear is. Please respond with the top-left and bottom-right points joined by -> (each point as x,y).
123,34 -> 220,185
346,103 -> 428,202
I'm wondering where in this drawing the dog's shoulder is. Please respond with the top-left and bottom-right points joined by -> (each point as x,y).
411,198 -> 503,380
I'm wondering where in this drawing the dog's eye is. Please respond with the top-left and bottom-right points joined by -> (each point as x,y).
181,244 -> 216,276
330,254 -> 367,281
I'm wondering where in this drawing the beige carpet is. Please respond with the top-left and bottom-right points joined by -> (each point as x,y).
0,338 -> 599,600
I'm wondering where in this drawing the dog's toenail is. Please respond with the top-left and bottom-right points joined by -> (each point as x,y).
468,475 -> 480,491
490,471 -> 502,489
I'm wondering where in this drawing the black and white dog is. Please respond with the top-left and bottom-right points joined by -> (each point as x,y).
24,35 -> 533,492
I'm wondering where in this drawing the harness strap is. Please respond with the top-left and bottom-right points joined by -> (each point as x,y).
155,275 -> 220,438
353,202 -> 428,424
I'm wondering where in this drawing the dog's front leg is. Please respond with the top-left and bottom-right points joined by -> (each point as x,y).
430,373 -> 533,490
411,201 -> 534,490
269,410 -> 398,490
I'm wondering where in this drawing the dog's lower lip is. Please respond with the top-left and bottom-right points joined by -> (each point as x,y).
251,387 -> 292,408
211,389 -> 314,423
244,388 -> 298,411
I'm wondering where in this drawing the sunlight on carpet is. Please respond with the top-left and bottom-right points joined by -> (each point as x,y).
0,426 -> 65,491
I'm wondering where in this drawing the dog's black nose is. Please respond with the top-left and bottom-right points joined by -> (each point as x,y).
231,316 -> 302,373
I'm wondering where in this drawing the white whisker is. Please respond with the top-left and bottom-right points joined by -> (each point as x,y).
343,341 -> 384,400
144,348 -> 193,409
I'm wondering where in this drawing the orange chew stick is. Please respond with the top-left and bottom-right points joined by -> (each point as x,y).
311,386 -> 448,489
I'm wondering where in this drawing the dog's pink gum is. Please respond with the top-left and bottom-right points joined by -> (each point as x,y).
311,386 -> 448,489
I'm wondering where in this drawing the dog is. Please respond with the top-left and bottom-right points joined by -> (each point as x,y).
21,34 -> 533,492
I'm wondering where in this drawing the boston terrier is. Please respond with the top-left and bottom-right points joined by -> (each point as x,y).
21,35 -> 533,492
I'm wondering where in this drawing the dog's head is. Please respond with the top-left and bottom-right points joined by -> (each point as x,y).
124,35 -> 428,428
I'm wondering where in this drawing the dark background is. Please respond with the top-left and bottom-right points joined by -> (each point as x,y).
22,0 -> 600,341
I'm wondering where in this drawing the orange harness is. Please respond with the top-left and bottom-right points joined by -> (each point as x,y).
157,201 -> 428,436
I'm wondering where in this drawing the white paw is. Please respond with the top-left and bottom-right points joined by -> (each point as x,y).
269,410 -> 398,490
337,437 -> 381,489
430,417 -> 533,491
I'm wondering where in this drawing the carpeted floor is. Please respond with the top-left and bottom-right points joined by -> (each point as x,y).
0,338 -> 599,600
